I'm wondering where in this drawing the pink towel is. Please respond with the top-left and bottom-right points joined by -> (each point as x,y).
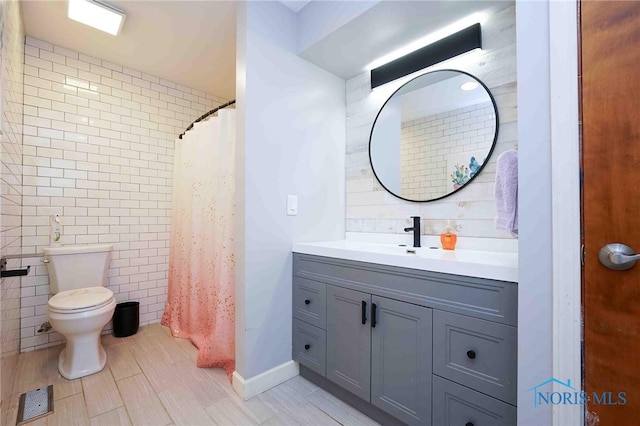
495,150 -> 518,236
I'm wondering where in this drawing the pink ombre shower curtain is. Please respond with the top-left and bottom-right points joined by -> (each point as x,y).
162,109 -> 235,379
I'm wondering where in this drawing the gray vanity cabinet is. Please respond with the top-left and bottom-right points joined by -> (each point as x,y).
326,285 -> 372,401
292,253 -> 517,426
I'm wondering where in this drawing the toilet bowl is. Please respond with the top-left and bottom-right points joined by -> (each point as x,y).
43,244 -> 114,380
48,287 -> 116,379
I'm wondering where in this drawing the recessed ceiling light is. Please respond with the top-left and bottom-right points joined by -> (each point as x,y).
68,0 -> 126,36
460,81 -> 480,91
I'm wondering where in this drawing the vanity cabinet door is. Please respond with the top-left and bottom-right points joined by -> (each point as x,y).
326,285 -> 372,402
371,296 -> 432,426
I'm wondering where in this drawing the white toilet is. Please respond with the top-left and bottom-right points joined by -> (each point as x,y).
43,244 -> 116,380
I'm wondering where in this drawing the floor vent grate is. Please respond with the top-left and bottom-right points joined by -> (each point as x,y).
16,385 -> 54,425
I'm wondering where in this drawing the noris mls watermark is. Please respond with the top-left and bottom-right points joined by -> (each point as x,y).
528,378 -> 626,407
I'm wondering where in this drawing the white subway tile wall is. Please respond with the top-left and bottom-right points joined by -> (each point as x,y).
1,0 -> 25,422
19,37 -> 228,352
400,101 -> 494,200
346,6 -> 517,240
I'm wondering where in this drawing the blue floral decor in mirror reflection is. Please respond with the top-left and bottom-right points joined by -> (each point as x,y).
450,155 -> 485,190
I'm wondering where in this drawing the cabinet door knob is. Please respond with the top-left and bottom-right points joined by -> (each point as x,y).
465,422 -> 474,426
304,299 -> 310,305
304,344 -> 310,350
467,350 -> 476,359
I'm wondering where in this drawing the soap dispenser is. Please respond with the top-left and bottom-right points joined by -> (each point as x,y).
440,220 -> 457,251
50,214 -> 62,247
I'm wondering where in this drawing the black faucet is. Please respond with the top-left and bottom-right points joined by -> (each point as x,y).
404,216 -> 421,248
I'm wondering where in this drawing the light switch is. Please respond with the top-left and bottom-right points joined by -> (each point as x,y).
287,195 -> 298,216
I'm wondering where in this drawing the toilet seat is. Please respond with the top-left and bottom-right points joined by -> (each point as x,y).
48,287 -> 115,314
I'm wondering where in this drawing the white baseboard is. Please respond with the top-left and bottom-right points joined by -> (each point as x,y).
232,360 -> 299,400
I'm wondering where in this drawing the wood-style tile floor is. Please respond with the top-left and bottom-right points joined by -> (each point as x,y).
5,323 -> 378,425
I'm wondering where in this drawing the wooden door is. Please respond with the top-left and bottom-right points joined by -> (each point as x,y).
370,295 -> 432,426
326,285 -> 371,401
582,1 -> 640,423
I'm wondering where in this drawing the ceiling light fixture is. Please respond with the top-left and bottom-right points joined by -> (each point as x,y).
370,23 -> 482,89
366,12 -> 486,71
68,0 -> 126,36
460,81 -> 480,91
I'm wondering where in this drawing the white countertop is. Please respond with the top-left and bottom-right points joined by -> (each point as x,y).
292,240 -> 518,282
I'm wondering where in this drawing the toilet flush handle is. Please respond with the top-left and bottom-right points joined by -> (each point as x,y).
42,258 -> 50,263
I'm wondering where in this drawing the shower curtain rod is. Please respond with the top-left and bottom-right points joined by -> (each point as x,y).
178,99 -> 236,140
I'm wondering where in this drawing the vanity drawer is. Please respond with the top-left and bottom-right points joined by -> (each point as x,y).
432,376 -> 516,426
293,277 -> 327,329
292,319 -> 326,377
433,310 -> 516,404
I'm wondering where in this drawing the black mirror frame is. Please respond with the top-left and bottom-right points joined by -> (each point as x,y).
368,69 -> 500,203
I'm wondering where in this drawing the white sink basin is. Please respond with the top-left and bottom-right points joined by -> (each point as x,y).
292,240 -> 518,282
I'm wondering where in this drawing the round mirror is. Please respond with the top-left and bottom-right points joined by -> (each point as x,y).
369,69 -> 499,202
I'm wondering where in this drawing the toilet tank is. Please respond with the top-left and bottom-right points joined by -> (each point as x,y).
43,244 -> 113,294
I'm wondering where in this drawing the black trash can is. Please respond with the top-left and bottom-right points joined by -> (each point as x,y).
112,302 -> 140,337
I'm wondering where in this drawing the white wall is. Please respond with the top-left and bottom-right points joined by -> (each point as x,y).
0,0 -> 24,422
297,1 -> 379,54
549,2 -> 581,424
516,1 -> 552,424
235,0 -> 345,380
18,36 -> 227,352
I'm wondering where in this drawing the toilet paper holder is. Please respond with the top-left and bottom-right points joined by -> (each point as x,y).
1,253 -> 36,278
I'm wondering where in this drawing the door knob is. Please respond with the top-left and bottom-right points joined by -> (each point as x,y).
599,243 -> 640,270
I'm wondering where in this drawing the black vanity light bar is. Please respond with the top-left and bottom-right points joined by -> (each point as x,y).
371,23 -> 482,89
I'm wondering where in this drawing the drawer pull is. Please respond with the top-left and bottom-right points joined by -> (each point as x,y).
304,299 -> 310,305
466,350 -> 476,359
361,301 -> 367,325
304,344 -> 311,350
465,423 -> 474,426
